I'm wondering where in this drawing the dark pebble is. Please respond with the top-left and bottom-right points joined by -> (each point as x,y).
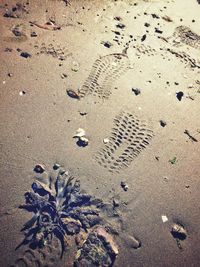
176,91 -> 184,101
160,120 -> 167,127
20,52 -> 31,58
132,88 -> 141,95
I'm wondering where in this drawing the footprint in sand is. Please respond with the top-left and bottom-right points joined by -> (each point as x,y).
95,110 -> 154,173
78,53 -> 130,99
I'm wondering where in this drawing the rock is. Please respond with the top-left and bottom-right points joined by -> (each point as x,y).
77,137 -> 89,147
12,25 -> 23,37
30,31 -> 37,37
34,164 -> 45,174
176,91 -> 184,101
171,223 -> 187,240
20,52 -> 31,58
121,181 -> 129,191
101,41 -> 113,48
125,235 -> 141,249
103,138 -> 110,144
159,120 -> 167,127
53,163 -> 60,170
132,88 -> 141,95
66,89 -> 80,99
116,23 -> 126,29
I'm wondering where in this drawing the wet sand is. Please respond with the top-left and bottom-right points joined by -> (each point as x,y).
0,0 -> 200,266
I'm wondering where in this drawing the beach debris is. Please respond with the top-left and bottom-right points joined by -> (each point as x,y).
30,31 -> 37,37
53,163 -> 61,170
116,23 -> 126,29
19,90 -> 26,96
171,223 -> 187,240
162,15 -> 173,22
4,3 -> 28,18
114,16 -> 122,21
159,120 -> 167,127
20,52 -> 31,58
161,215 -> 168,223
30,21 -> 61,31
11,24 -> 24,37
73,128 -> 89,147
176,91 -> 184,101
103,138 -> 110,144
169,157 -> 177,165
17,164 -> 119,264
121,181 -> 129,191
77,136 -> 89,147
74,128 -> 86,138
5,47 -> 13,52
125,235 -> 141,249
71,61 -> 79,72
75,227 -> 118,266
155,28 -> 163,34
66,89 -> 80,99
33,164 -> 45,174
184,129 -> 198,142
144,22 -> 150,27
132,88 -> 141,95
141,34 -> 147,42
79,111 -> 87,116
101,41 -> 113,48
61,73 -> 68,79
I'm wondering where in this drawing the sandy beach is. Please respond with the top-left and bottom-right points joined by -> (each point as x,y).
0,0 -> 200,266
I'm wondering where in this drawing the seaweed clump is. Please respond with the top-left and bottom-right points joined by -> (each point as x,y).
16,165 -> 103,257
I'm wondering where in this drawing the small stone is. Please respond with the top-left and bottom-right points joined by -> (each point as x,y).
176,91 -> 184,101
20,52 -> 31,58
53,163 -> 60,170
61,73 -> 68,79
171,223 -> 187,240
71,61 -> 79,72
155,28 -> 163,34
144,22 -> 150,27
30,31 -> 37,37
132,88 -> 141,95
102,41 -> 112,48
113,200 -> 119,208
160,120 -> 167,127
126,235 -> 141,249
34,164 -> 45,174
79,111 -> 87,116
19,90 -> 26,96
116,23 -> 125,29
103,138 -> 110,144
121,181 -> 129,191
141,34 -> 146,42
8,73 -> 13,77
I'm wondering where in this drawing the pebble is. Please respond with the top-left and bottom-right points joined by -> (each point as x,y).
34,164 -> 45,174
30,31 -> 37,37
121,181 -> 129,191
125,235 -> 141,249
132,88 -> 141,95
171,223 -> 187,240
103,138 -> 110,144
20,52 -> 31,58
159,120 -> 167,127
176,91 -> 184,101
